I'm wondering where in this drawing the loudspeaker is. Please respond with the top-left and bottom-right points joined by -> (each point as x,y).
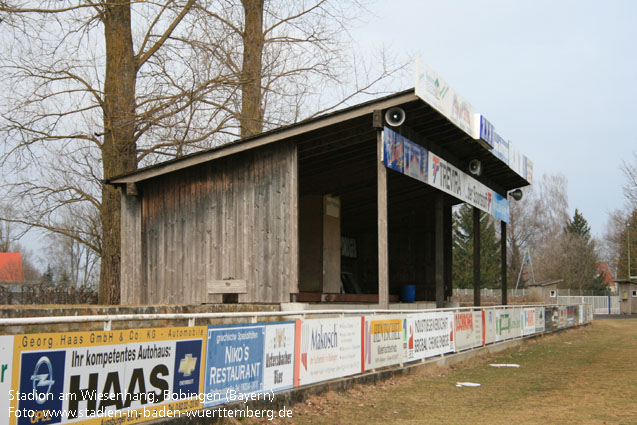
385,107 -> 406,127
468,159 -> 482,176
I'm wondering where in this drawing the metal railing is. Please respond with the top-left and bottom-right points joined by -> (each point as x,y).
557,296 -> 619,315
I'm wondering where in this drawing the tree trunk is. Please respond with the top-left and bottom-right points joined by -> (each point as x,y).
99,0 -> 137,304
240,0 -> 265,138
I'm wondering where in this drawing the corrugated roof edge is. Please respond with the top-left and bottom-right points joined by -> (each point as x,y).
108,89 -> 419,185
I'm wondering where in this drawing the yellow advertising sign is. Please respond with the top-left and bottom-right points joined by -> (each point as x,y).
5,326 -> 207,425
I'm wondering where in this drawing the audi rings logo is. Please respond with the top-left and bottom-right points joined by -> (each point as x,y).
30,356 -> 54,404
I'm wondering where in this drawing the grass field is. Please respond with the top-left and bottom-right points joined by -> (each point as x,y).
246,318 -> 637,425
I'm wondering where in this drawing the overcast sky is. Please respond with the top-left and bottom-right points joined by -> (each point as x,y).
353,0 -> 636,238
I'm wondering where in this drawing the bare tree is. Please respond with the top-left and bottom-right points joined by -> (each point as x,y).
1,0 -> 407,304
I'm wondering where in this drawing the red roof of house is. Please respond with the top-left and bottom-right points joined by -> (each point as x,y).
0,253 -> 24,282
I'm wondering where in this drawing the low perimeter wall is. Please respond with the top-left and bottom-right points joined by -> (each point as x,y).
0,304 -> 593,425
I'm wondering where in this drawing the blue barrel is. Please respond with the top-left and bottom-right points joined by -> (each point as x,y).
400,285 -> 416,303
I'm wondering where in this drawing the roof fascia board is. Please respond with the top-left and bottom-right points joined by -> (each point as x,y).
111,92 -> 420,184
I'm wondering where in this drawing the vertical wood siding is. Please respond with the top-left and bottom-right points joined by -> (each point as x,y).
130,141 -> 297,304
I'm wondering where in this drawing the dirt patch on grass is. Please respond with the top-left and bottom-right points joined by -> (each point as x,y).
244,320 -> 637,425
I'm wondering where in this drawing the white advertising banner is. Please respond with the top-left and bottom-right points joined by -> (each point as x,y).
297,317 -> 361,386
522,308 -> 537,336
482,309 -> 496,345
415,58 -> 477,138
263,323 -> 295,392
534,308 -> 545,333
428,152 -> 510,223
363,316 -> 407,370
454,311 -> 483,351
558,306 -> 567,328
407,312 -> 455,361
1,336 -> 14,423
495,309 -> 522,341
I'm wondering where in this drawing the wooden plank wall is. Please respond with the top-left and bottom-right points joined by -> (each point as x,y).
135,141 -> 298,304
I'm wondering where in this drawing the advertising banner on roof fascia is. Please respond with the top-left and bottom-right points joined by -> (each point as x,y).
382,128 -> 428,184
454,311 -> 483,351
296,317 -> 361,387
415,58 -> 477,138
495,308 -> 522,341
363,316 -> 407,370
428,152 -> 510,223
406,312 -> 455,361
7,327 -> 206,425
203,321 -> 295,407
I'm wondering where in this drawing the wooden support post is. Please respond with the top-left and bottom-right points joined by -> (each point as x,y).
473,207 -> 481,307
435,193 -> 445,308
501,221 -> 508,305
444,200 -> 453,300
377,129 -> 389,309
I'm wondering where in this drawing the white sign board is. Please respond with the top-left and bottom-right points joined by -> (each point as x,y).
495,309 -> 522,341
415,58 -> 478,138
297,317 -> 361,386
428,152 -> 510,223
363,316 -> 406,370
482,309 -> 497,345
454,311 -> 483,351
0,336 -> 14,423
522,308 -> 537,336
407,312 -> 455,361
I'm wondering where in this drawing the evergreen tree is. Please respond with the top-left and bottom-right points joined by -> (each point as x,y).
565,209 -> 591,241
452,205 -> 501,289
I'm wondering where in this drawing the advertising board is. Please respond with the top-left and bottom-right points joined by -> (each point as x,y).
534,308 -> 545,333
495,309 -> 522,341
7,326 -> 206,425
363,316 -> 406,370
1,336 -> 14,423
454,311 -> 483,351
415,58 -> 477,138
406,312 -> 454,361
482,309 -> 496,345
428,152 -> 510,223
566,306 -> 575,327
558,306 -> 567,328
382,127 -> 427,183
544,307 -> 554,331
203,321 -> 295,407
522,308 -> 536,336
295,317 -> 361,386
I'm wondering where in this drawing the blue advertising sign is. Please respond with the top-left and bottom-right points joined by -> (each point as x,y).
173,340 -> 203,397
203,321 -> 296,407
18,351 -> 66,425
204,324 -> 265,406
384,127 -> 428,183
403,139 -> 428,183
479,116 -> 495,149
383,127 -> 404,173
491,192 -> 510,223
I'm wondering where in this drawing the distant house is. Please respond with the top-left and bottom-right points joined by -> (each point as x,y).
0,252 -> 25,282
616,280 -> 637,314
527,279 -> 562,304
